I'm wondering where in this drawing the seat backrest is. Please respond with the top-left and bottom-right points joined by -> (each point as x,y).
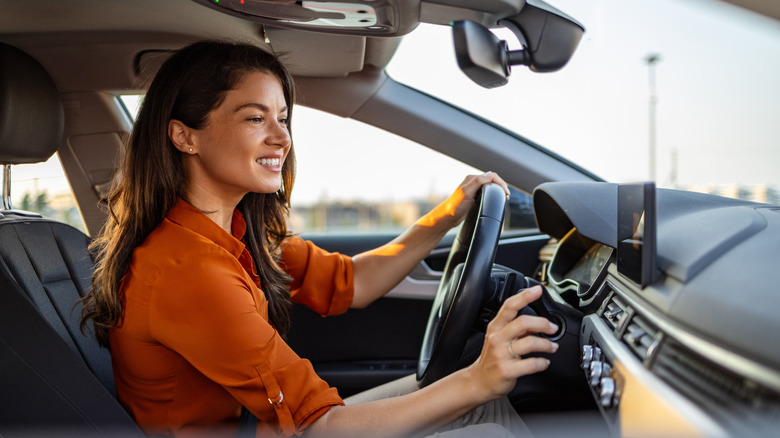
0,214 -> 115,393
0,240 -> 141,434
0,42 -> 142,435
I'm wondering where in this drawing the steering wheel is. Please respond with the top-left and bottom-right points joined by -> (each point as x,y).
417,183 -> 506,387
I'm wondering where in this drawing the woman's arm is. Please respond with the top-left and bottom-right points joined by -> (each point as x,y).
305,286 -> 558,437
350,172 -> 510,309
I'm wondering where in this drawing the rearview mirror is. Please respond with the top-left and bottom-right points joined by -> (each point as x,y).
452,20 -> 513,89
452,0 -> 584,88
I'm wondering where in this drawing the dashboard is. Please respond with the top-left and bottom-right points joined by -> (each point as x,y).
533,182 -> 780,437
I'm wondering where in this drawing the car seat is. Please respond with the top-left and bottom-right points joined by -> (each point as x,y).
0,42 -> 143,436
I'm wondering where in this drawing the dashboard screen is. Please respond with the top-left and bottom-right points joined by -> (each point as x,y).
565,243 -> 613,288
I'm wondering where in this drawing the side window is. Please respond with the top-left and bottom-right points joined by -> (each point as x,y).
291,107 -> 538,234
10,155 -> 87,233
291,107 -> 479,234
119,94 -> 143,118
505,188 -> 537,231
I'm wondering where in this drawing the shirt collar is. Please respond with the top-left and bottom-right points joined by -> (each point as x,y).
166,199 -> 247,259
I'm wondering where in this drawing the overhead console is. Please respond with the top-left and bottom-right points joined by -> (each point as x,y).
190,0 -> 421,36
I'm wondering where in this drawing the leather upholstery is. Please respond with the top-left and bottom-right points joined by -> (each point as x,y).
0,216 -> 115,393
0,42 -> 141,435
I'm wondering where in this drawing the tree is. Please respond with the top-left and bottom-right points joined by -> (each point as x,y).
35,192 -> 49,213
19,192 -> 32,211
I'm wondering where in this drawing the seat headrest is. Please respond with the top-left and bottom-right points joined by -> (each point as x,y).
0,43 -> 64,165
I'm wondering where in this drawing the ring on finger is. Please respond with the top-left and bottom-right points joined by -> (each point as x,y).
507,340 -> 521,359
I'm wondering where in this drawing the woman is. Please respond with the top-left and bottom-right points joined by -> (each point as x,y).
81,40 -> 559,437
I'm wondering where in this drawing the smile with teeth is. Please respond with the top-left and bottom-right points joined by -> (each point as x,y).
256,157 -> 281,167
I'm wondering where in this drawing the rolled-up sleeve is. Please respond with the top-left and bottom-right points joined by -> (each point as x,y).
280,237 -> 354,316
149,246 -> 342,435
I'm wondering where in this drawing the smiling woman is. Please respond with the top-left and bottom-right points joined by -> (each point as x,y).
168,71 -> 292,213
75,39 -> 554,438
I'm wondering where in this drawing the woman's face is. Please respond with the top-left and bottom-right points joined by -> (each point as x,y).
188,71 -> 291,201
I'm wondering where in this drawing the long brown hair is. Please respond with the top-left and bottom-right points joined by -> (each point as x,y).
81,40 -> 297,347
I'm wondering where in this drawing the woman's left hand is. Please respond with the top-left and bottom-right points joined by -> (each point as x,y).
352,172 -> 509,308
420,171 -> 510,230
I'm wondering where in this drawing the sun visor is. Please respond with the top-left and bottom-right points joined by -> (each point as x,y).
135,29 -> 367,80
265,26 -> 367,77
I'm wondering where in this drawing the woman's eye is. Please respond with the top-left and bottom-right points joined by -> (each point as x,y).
248,116 -> 264,123
279,118 -> 289,126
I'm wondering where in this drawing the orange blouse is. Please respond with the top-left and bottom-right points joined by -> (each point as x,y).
110,199 -> 354,436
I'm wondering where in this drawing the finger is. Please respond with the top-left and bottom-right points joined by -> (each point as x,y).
460,172 -> 496,192
508,357 -> 551,377
506,313 -> 560,339
508,336 -> 559,359
458,171 -> 509,201
458,174 -> 485,198
481,171 -> 510,198
490,286 -> 543,329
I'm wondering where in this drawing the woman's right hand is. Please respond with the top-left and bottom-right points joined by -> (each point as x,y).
463,285 -> 560,402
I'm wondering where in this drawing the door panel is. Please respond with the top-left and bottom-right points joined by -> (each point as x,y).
287,297 -> 429,397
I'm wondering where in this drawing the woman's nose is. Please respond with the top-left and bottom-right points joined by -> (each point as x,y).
267,121 -> 290,148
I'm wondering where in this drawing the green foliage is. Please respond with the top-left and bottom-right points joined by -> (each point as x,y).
16,190 -> 86,233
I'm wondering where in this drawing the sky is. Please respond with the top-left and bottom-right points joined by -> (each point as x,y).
11,0 -> 780,206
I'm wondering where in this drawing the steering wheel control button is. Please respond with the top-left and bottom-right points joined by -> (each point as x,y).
543,313 -> 566,341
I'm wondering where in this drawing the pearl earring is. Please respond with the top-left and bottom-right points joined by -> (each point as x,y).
188,148 -> 193,153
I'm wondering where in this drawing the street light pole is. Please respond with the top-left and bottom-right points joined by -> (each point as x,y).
645,53 -> 661,182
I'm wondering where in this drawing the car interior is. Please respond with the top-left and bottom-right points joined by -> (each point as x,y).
1,0 -> 779,437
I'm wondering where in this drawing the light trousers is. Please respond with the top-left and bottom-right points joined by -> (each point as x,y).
344,374 -> 532,438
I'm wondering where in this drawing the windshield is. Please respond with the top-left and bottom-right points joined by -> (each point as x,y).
387,0 -> 780,203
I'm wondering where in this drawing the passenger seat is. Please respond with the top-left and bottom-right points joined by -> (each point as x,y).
0,42 -> 142,436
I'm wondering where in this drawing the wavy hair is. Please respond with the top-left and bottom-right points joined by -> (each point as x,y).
81,40 -> 297,347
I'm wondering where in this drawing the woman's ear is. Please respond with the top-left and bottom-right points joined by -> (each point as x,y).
168,119 -> 196,154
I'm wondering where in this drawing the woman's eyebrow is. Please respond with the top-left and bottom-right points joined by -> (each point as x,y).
234,103 -> 288,113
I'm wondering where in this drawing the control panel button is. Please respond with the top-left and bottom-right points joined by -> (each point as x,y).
581,345 -> 602,370
599,377 -> 616,408
589,361 -> 612,387
582,345 -> 593,370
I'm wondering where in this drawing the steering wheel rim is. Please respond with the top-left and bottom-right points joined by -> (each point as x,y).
417,183 -> 507,387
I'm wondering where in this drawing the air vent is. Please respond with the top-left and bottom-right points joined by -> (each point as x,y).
621,314 -> 658,363
600,293 -> 628,331
653,339 -> 780,433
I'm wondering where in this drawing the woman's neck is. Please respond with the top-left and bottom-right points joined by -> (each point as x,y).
183,184 -> 243,234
